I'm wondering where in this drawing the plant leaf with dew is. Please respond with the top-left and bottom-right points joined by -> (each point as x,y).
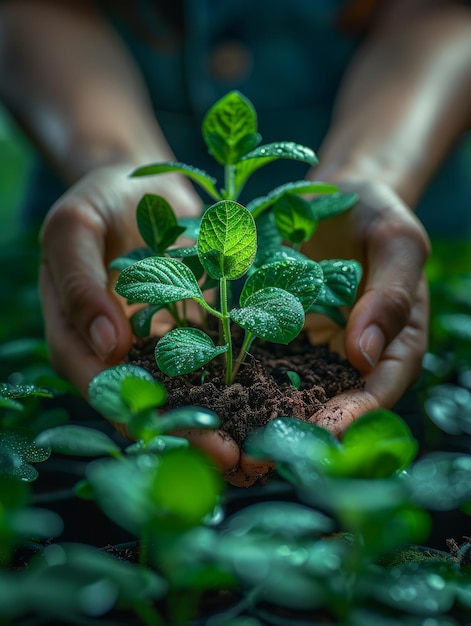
247,181 -> 338,219
108,247 -> 152,271
136,194 -> 186,254
234,141 -> 318,195
311,259 -> 362,308
115,256 -> 204,305
88,364 -> 159,424
240,259 -> 324,312
198,200 -> 257,280
309,192 -> 358,220
152,447 -> 223,528
157,406 -> 221,433
328,409 -> 418,479
230,287 -> 304,344
202,90 -> 261,165
273,193 -> 318,244
130,304 -> 166,338
155,328 -> 228,376
130,161 -> 220,200
35,425 -> 121,458
0,430 -> 51,483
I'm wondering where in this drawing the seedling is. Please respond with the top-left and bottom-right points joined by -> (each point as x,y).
112,91 -> 362,385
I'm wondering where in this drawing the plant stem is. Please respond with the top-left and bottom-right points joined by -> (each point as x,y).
231,331 -> 254,383
225,163 -> 236,200
220,277 -> 233,385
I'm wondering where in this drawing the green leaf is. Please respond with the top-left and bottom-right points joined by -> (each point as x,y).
130,304 -> 165,338
198,200 -> 257,279
225,501 -> 333,539
330,409 -> 418,478
246,417 -> 339,466
240,259 -> 323,312
234,141 -> 318,194
309,192 -> 358,220
254,244 -> 308,269
273,194 -> 317,244
0,382 -> 52,400
136,194 -> 185,254
120,377 -> 167,413
230,287 -> 304,344
157,406 -> 221,433
130,161 -> 220,200
247,180 -> 338,219
202,91 -> 261,165
115,257 -> 204,305
155,328 -> 228,376
108,247 -> 151,271
35,425 -> 121,457
312,259 -> 362,308
403,452 -> 471,510
88,364 -> 155,423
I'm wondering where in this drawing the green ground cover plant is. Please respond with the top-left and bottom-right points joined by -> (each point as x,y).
2,92 -> 471,624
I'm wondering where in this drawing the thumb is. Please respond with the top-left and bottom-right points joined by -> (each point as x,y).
345,220 -> 430,373
40,204 -> 132,365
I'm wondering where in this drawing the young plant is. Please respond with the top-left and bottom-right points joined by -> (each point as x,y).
112,91 -> 362,385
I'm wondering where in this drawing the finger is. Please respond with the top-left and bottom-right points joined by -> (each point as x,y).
40,261 -> 112,396
314,277 -> 429,436
172,429 -> 240,474
345,213 -> 430,372
40,202 -> 133,364
226,453 -> 276,487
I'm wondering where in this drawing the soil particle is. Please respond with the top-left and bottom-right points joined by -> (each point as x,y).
128,330 -> 363,447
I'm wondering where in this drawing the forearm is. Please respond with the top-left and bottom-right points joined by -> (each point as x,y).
315,2 -> 471,207
0,0 -> 172,183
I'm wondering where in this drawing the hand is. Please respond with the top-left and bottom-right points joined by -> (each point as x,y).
40,162 -> 202,396
301,178 -> 431,435
39,162 -> 259,484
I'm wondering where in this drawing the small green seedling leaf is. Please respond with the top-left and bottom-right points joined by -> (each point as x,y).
198,200 -> 257,279
312,259 -> 362,308
286,371 -> 301,389
120,376 -> 167,414
231,287 -> 305,344
241,259 -> 323,312
115,256 -> 204,305
155,328 -> 228,376
131,161 -> 220,200
130,304 -> 166,338
0,382 -> 52,401
234,141 -> 318,195
157,406 -> 221,433
309,192 -> 358,220
35,425 -> 121,458
108,247 -> 152,271
136,194 -> 186,254
88,364 -> 157,423
202,90 -> 261,165
273,194 -> 317,244
247,180 -> 338,219
329,409 -> 418,478
152,447 -> 223,527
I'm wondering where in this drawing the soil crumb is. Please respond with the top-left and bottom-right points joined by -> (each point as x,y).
128,331 -> 363,447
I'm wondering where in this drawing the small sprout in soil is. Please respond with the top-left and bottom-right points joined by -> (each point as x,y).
112,91 -> 362,385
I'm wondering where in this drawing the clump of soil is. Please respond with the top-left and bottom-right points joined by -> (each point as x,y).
128,331 -> 363,446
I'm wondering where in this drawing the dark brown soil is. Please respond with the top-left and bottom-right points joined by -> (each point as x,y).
128,330 -> 363,447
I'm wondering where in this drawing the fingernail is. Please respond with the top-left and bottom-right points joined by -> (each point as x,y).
89,315 -> 117,361
359,324 -> 385,369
